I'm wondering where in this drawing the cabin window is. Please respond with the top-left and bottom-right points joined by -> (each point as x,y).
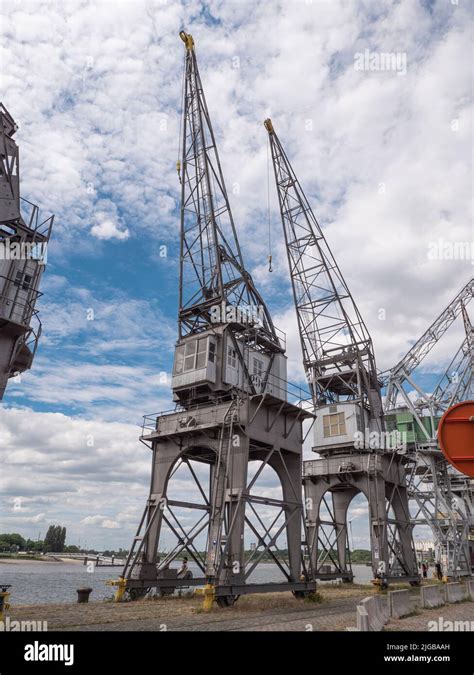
13,271 -> 32,291
253,358 -> 264,378
184,340 -> 197,371
323,412 -> 346,438
196,338 -> 207,369
174,345 -> 185,374
208,341 -> 216,363
227,347 -> 237,369
174,338 -> 209,375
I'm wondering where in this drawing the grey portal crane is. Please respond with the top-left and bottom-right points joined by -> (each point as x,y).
384,280 -> 473,577
0,104 -> 53,399
116,34 -> 316,606
264,118 -> 419,585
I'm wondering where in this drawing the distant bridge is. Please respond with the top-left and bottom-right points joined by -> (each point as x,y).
48,553 -> 126,567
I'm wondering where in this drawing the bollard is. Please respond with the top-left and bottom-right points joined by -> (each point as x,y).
0,585 -> 11,620
106,577 -> 127,602
76,587 -> 93,603
195,584 -> 215,611
202,584 -> 215,611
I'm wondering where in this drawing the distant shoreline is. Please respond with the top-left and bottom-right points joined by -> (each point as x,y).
0,556 -> 83,565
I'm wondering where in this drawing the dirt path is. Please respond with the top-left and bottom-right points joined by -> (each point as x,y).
66,597 -> 361,632
7,585 -> 371,632
8,584 -> 471,632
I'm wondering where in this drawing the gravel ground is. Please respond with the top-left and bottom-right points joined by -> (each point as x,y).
7,585 -> 370,632
6,584 -> 473,632
386,600 -> 474,632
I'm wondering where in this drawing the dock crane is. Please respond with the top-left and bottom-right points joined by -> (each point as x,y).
384,279 -> 473,577
0,104 -> 53,399
430,301 -> 473,412
384,279 -> 473,428
264,118 -> 419,585
115,34 -> 316,606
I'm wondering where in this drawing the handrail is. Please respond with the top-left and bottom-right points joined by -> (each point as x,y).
142,375 -> 313,434
19,198 -> 54,239
0,273 -> 42,327
0,271 -> 44,368
0,274 -> 42,297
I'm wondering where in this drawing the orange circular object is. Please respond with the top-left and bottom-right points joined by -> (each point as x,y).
438,400 -> 474,478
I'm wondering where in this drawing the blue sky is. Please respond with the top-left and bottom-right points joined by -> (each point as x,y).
0,0 -> 472,550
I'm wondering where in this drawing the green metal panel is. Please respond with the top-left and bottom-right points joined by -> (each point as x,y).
383,410 -> 443,444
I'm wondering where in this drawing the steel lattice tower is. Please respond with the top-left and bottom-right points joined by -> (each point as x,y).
384,279 -> 473,578
430,312 -> 473,413
265,118 -> 419,585
0,104 -> 53,399
177,33 -> 276,346
117,33 -> 316,606
385,279 -> 474,414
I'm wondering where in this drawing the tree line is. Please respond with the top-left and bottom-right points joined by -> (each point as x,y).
0,525 -> 71,553
0,529 -> 129,557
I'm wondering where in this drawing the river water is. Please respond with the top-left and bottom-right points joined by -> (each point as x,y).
0,561 -> 373,605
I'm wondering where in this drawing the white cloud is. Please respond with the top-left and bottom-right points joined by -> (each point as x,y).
81,515 -> 120,529
1,0 -> 469,367
101,519 -> 120,529
7,358 -> 174,425
3,274 -> 177,421
4,512 -> 47,525
1,0 -> 471,553
0,407 -> 148,547
90,218 -> 129,241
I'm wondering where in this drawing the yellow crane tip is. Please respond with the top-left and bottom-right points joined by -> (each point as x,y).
264,118 -> 274,134
179,31 -> 194,50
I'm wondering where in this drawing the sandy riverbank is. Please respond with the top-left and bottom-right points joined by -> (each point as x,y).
0,556 -> 84,565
